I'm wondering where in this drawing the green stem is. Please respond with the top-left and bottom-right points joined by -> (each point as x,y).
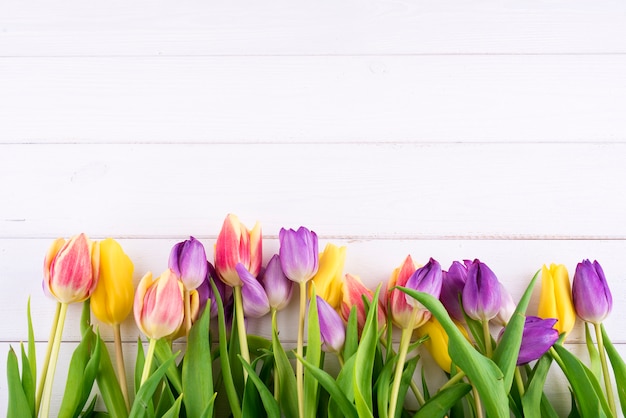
549,346 -> 565,370
39,302 -> 68,418
438,370 -> 467,392
337,352 -> 345,368
514,367 -> 525,397
595,322 -> 617,416
472,383 -> 483,418
114,324 -> 130,412
140,338 -> 157,387
234,285 -> 250,382
35,302 -> 61,416
409,379 -> 425,407
388,315 -> 416,418
297,281 -> 307,418
482,319 -> 492,358
184,289 -> 192,337
271,308 -> 280,402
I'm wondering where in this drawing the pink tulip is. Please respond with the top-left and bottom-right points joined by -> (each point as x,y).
386,255 -> 418,329
134,269 -> 184,340
341,274 -> 386,331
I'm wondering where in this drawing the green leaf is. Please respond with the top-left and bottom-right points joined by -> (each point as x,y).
135,338 -> 145,395
399,288 -> 509,418
154,382 -> 176,417
305,285 -> 322,418
96,334 -> 129,418
7,347 -> 32,418
160,395 -> 183,418
182,305 -> 214,417
129,353 -> 177,418
343,306 -> 359,362
80,300 -> 91,337
296,354 -> 359,418
19,344 -> 35,417
492,269 -> 540,392
375,351 -> 396,418
585,323 -> 602,382
211,277 -> 242,418
58,330 -> 97,418
239,355 -> 280,418
395,356 -> 419,418
154,339 -> 182,395
601,324 -> 626,417
551,343 -> 610,417
271,315 -> 299,418
353,286 -> 381,418
328,354 -> 356,418
415,382 -> 472,418
26,298 -> 36,408
522,353 -> 555,417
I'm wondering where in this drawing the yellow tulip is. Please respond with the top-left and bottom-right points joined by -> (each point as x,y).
537,264 -> 576,337
311,243 -> 346,310
91,238 -> 135,325
416,317 -> 468,374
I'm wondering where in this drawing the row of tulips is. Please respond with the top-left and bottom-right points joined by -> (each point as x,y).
6,213 -> 626,418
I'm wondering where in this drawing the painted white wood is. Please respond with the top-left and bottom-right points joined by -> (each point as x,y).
1,0 -> 626,56
1,56 -> 625,144
2,143 -> 626,239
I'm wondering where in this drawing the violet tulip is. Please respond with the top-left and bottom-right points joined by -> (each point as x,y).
215,214 -> 262,287
279,226 -> 319,283
572,259 -> 613,324
169,236 -> 208,291
404,257 -> 443,328
462,259 -> 502,322
316,296 -> 346,353
502,316 -> 559,365
261,254 -> 293,311
236,263 -> 270,318
440,261 -> 469,322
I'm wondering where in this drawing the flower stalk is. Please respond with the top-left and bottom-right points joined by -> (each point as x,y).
140,337 -> 157,386
594,322 -> 616,416
388,310 -> 417,418
113,323 -> 130,411
234,285 -> 250,382
35,301 -> 61,416
297,281 -> 307,418
39,302 -> 69,418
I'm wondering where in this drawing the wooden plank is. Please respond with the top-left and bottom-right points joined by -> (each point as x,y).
1,0 -> 626,56
3,238 -> 626,344
1,143 -> 626,239
1,56 -> 625,143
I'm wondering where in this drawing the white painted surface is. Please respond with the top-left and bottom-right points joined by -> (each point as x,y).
1,0 -> 626,415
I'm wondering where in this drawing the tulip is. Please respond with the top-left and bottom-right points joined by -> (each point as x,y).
311,243 -> 346,310
440,261 -> 470,322
279,226 -> 319,283
169,236 -> 208,291
261,254 -> 293,311
316,296 -> 346,353
134,269 -> 184,340
386,255 -> 418,329
462,259 -> 502,322
537,264 -> 576,336
341,273 -> 386,331
236,263 -> 270,318
43,233 -> 100,304
572,259 -> 613,324
498,316 -> 559,365
415,317 -> 468,373
494,283 -> 516,327
404,257 -> 443,328
215,214 -> 262,287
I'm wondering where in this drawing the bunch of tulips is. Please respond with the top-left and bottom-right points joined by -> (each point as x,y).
6,213 -> 626,418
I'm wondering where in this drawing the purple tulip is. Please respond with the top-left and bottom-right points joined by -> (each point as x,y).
440,261 -> 470,322
316,296 -> 346,353
502,316 -> 559,365
462,259 -> 502,321
169,236 -> 208,291
404,258 -> 443,328
261,254 -> 294,310
279,227 -> 319,283
236,263 -> 270,318
195,262 -> 224,318
572,260 -> 613,324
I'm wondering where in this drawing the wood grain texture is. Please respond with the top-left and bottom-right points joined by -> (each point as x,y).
1,56 -> 625,143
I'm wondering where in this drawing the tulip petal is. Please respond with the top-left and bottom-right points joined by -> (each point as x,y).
316,296 -> 346,353
236,263 -> 270,318
262,254 -> 293,310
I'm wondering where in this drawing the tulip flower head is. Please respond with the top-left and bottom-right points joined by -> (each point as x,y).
404,258 -> 443,327
169,236 -> 208,291
134,269 -> 184,340
43,233 -> 100,304
386,255 -> 418,329
279,226 -> 319,283
538,264 -> 576,336
316,296 -> 346,353
311,243 -> 346,310
494,283 -> 516,327
572,259 -> 613,324
440,261 -> 470,322
91,238 -> 134,325
236,263 -> 270,318
415,317 -> 468,374
215,214 -> 262,287
261,254 -> 294,311
341,273 -> 386,331
499,316 -> 559,365
462,259 -> 502,321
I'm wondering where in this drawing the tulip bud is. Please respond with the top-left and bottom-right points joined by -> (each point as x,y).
499,316 -> 559,365
415,317 -> 468,373
386,255 -> 418,329
340,274 -> 386,331
311,244 -> 346,310
134,269 -> 184,340
236,263 -> 270,318
572,260 -> 613,324
169,236 -> 208,291
538,264 -> 576,336
440,261 -> 469,322
261,254 -> 293,311
462,259 -> 502,321
279,227 -> 319,283
316,296 -> 346,353
494,283 -> 516,327
43,233 -> 100,304
91,238 -> 134,325
215,214 -> 262,287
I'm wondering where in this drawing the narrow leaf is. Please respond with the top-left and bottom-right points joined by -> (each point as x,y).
19,344 -> 35,417
7,347 -> 32,418
129,353 -> 177,418
272,321 -> 299,418
415,382 -> 472,418
601,324 -> 626,417
522,353 -> 554,417
58,332 -> 92,418
26,298 -> 36,406
183,305 -> 214,418
343,306 -> 359,362
239,355 -> 280,418
96,334 -> 129,418
160,395 -> 183,418
154,339 -> 182,395
585,323 -> 602,382
305,285 -> 322,418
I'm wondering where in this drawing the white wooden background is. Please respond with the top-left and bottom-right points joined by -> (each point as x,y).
2,1 -> 626,416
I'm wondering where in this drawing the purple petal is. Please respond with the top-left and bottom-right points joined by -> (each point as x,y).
262,254 -> 294,310
572,259 -> 613,323
236,263 -> 270,318
516,316 -> 559,365
462,259 -> 502,321
169,236 -> 208,290
316,296 -> 346,353
440,261 -> 468,322
405,258 -> 443,308
279,227 -> 319,283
